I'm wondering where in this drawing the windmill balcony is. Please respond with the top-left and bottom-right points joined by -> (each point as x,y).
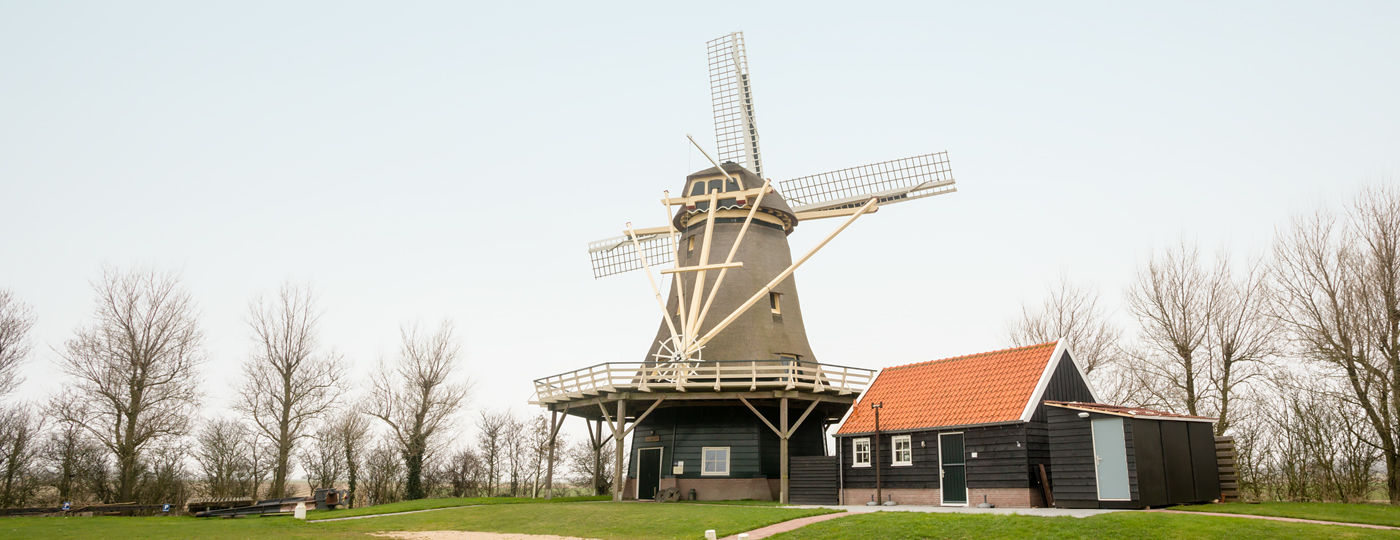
530,360 -> 876,405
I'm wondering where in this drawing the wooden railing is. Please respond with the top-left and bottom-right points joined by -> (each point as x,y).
532,360 -> 876,405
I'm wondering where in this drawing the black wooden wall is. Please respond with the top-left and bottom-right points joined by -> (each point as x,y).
626,405 -> 825,480
838,423 -> 1031,490
1049,406 -> 1220,508
1027,351 -> 1098,491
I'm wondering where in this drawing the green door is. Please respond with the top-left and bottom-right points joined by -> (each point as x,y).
939,432 -> 967,505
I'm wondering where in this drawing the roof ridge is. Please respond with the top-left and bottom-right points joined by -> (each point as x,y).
884,339 -> 1060,372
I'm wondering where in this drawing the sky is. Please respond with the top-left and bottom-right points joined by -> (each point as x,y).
2,1 -> 1398,451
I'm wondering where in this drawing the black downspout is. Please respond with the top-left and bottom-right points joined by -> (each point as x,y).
872,401 -> 883,505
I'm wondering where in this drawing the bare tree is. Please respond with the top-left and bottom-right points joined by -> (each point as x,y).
0,406 -> 44,507
1272,185 -> 1400,502
1126,243 -> 1214,415
57,268 -> 203,502
445,448 -> 484,497
330,410 -> 371,508
300,423 -> 343,492
44,418 -> 108,503
194,419 -> 256,498
1009,275 -> 1122,375
476,410 -> 510,496
361,440 -> 403,505
237,282 -> 344,498
0,290 -> 36,396
366,322 -> 469,500
568,438 -> 614,495
1203,261 -> 1277,435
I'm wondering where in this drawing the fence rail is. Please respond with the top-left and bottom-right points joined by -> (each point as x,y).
532,360 -> 876,404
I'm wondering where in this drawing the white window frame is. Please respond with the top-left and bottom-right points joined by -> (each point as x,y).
701,446 -> 730,476
892,435 -> 913,466
852,438 -> 871,468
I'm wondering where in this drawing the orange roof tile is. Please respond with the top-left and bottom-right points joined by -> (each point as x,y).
837,341 -> 1061,434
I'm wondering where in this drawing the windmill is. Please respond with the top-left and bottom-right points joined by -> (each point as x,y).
533,32 -> 957,504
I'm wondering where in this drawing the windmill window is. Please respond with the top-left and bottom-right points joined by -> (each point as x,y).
702,447 -> 730,476
893,435 -> 912,466
769,292 -> 782,315
690,182 -> 705,196
853,438 -> 871,467
687,236 -> 695,253
725,178 -> 740,192
708,179 -> 722,194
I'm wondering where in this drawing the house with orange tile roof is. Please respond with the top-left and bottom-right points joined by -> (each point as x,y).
834,340 -> 1222,509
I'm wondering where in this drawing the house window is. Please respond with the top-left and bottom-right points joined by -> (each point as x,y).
702,447 -> 730,476
853,438 -> 871,467
769,292 -> 782,315
893,435 -> 912,466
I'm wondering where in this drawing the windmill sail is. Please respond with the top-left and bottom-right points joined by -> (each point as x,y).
779,151 -> 956,214
708,32 -> 763,179
588,232 -> 674,280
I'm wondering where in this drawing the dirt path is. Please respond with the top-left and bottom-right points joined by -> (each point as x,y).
1148,509 -> 1400,531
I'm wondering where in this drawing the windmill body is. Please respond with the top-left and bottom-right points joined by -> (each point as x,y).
531,32 -> 956,504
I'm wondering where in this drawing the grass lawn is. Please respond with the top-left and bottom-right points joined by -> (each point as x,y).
1173,502 -> 1400,528
0,501 -> 832,540
767,511 -> 1400,539
307,494 -> 609,520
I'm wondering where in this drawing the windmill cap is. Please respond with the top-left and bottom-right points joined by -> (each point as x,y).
677,162 -> 797,232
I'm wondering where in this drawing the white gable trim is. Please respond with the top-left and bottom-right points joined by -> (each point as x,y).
833,366 -> 884,435
1018,339 -> 1099,422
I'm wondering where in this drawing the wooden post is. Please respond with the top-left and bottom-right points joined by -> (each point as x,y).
592,419 -> 603,496
546,409 -> 558,499
612,399 -> 626,502
780,397 -> 789,505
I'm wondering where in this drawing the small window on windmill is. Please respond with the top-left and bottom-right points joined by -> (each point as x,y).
690,182 -> 705,197
687,236 -> 695,253
769,292 -> 782,315
725,178 -> 740,192
708,179 -> 723,194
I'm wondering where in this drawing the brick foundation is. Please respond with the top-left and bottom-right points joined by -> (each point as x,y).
842,487 -> 1042,507
623,477 -> 778,501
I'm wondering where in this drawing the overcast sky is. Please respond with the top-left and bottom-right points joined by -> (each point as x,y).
2,1 -> 1397,446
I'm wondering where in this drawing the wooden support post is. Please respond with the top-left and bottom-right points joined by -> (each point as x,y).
591,419 -> 603,496
780,397 -> 789,505
612,399 -> 626,502
546,409 -> 559,499
544,406 -> 568,499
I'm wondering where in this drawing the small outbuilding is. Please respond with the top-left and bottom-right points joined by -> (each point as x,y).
834,340 -> 1223,508
1045,401 -> 1220,508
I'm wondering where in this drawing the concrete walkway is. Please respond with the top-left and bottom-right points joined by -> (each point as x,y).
1147,509 -> 1400,531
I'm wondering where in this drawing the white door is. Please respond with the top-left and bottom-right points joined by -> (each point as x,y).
1091,417 -> 1131,500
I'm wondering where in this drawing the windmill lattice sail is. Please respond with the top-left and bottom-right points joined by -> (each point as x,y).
780,151 -> 956,214
587,233 -> 673,280
708,32 -> 763,179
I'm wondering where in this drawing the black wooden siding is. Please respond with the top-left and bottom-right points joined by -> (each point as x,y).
1048,406 -> 1140,506
1050,407 -> 1220,508
839,423 -> 1031,490
1027,351 -> 1098,491
626,405 -> 824,480
789,456 -> 838,504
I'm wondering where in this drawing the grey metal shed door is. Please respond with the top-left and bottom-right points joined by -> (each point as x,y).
1092,417 -> 1131,500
